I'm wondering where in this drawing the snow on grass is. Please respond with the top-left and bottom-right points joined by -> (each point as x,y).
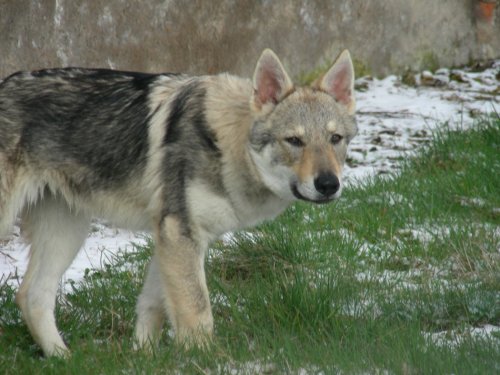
423,324 -> 500,349
344,61 -> 499,185
398,222 -> 500,247
0,221 -> 147,288
217,357 -> 328,375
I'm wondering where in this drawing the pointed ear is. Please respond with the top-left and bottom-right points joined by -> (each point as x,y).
252,49 -> 294,113
317,50 -> 355,115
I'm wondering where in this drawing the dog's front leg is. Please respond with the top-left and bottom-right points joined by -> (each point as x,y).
136,215 -> 213,349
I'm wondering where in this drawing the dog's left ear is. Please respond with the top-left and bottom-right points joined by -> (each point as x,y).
252,49 -> 294,114
317,50 -> 356,115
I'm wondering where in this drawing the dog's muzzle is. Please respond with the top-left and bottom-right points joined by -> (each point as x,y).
291,173 -> 340,204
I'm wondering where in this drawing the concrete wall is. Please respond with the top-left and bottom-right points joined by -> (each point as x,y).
1,0 -> 499,79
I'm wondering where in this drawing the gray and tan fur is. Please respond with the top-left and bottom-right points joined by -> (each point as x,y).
0,49 -> 357,357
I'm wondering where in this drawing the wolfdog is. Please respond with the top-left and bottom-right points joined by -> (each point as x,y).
0,49 -> 357,356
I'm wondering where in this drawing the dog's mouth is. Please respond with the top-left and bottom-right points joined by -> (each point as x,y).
291,184 -> 335,204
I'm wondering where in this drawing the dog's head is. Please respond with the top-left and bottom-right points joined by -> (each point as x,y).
249,49 -> 357,204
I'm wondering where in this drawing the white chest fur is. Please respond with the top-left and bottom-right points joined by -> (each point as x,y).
186,180 -> 288,242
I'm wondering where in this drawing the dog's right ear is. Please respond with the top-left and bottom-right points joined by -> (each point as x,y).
316,50 -> 356,115
251,49 -> 294,115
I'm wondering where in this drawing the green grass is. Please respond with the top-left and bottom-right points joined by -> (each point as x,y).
1,115 -> 499,374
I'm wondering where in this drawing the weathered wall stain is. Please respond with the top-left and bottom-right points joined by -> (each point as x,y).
0,0 -> 498,78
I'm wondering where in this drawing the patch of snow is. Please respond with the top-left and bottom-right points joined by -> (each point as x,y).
397,222 -> 500,247
217,358 -> 327,375
220,231 -> 260,247
458,196 -> 487,208
0,222 -> 147,288
345,61 -> 499,185
423,324 -> 500,348
218,360 -> 277,375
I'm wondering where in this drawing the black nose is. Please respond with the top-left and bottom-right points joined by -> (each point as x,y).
314,173 -> 340,196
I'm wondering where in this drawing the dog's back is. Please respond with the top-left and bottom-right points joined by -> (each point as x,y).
0,68 -> 227,234
0,68 -> 157,187
1,70 -> 151,230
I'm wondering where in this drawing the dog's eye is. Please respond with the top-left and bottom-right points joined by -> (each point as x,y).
330,134 -> 343,145
284,136 -> 305,147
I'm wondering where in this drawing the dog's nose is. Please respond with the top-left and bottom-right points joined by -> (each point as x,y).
314,173 -> 340,196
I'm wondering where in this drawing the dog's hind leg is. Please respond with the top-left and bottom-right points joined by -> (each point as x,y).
16,193 -> 90,357
134,257 -> 166,351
